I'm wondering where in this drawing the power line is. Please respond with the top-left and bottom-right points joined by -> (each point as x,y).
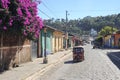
38,8 -> 51,19
43,9 -> 120,13
41,1 -> 58,18
68,9 -> 120,12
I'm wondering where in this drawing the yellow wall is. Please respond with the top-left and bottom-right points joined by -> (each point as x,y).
104,35 -> 111,43
53,31 -> 63,53
52,36 -> 55,53
56,36 -> 59,51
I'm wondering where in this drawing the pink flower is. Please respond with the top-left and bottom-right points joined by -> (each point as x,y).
9,18 -> 13,26
35,32 -> 39,38
17,7 -> 23,16
24,18 -> 30,25
3,26 -> 7,30
0,0 -> 43,40
0,20 -> 2,24
23,30 -> 27,36
1,0 -> 10,9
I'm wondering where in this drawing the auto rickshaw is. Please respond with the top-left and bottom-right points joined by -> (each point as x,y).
73,46 -> 84,62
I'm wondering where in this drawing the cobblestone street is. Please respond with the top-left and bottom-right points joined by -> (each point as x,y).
37,44 -> 120,80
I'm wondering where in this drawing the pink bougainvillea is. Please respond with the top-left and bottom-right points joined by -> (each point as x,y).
1,0 -> 10,9
0,0 -> 43,40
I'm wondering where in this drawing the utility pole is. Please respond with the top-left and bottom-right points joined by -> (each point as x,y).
65,10 -> 68,50
66,10 -> 68,23
43,26 -> 48,64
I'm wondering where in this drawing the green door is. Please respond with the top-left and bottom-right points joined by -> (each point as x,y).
46,31 -> 52,54
40,30 -> 53,56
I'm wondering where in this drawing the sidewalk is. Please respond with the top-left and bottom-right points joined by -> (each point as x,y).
0,49 -> 72,80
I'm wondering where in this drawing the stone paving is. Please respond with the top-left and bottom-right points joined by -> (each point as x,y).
36,44 -> 120,80
0,49 -> 72,80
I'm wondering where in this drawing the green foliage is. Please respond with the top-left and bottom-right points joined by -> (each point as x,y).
98,26 -> 118,36
0,0 -> 43,41
95,36 -> 103,43
44,13 -> 120,36
94,36 -> 103,47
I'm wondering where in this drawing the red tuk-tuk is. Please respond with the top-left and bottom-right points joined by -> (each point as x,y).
73,46 -> 84,62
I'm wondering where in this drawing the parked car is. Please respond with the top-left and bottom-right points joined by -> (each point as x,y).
73,46 -> 84,62
93,44 -> 101,49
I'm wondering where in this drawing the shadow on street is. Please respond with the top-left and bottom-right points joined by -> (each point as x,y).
107,51 -> 120,69
64,60 -> 74,64
64,60 -> 83,64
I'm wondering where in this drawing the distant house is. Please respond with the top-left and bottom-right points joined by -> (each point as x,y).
39,25 -> 64,57
53,30 -> 64,53
81,35 -> 90,41
68,34 -> 74,48
103,34 -> 112,48
102,31 -> 120,49
113,33 -> 120,48
67,34 -> 82,48
102,33 -> 120,48
63,34 -> 82,48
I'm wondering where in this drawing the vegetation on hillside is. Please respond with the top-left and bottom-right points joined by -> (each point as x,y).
44,14 -> 120,36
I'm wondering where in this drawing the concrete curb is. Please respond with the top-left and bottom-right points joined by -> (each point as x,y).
22,50 -> 72,80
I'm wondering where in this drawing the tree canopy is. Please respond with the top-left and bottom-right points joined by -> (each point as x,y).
44,14 -> 120,36
98,26 -> 118,36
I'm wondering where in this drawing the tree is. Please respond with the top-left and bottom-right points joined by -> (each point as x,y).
98,26 -> 118,36
44,13 -> 120,37
94,36 -> 103,47
0,0 -> 43,40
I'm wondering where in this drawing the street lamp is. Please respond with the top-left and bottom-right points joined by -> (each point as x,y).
43,26 -> 48,64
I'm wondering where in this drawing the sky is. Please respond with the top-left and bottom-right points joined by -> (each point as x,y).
38,0 -> 120,20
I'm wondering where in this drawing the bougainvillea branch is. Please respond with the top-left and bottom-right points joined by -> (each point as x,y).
0,0 -> 43,40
